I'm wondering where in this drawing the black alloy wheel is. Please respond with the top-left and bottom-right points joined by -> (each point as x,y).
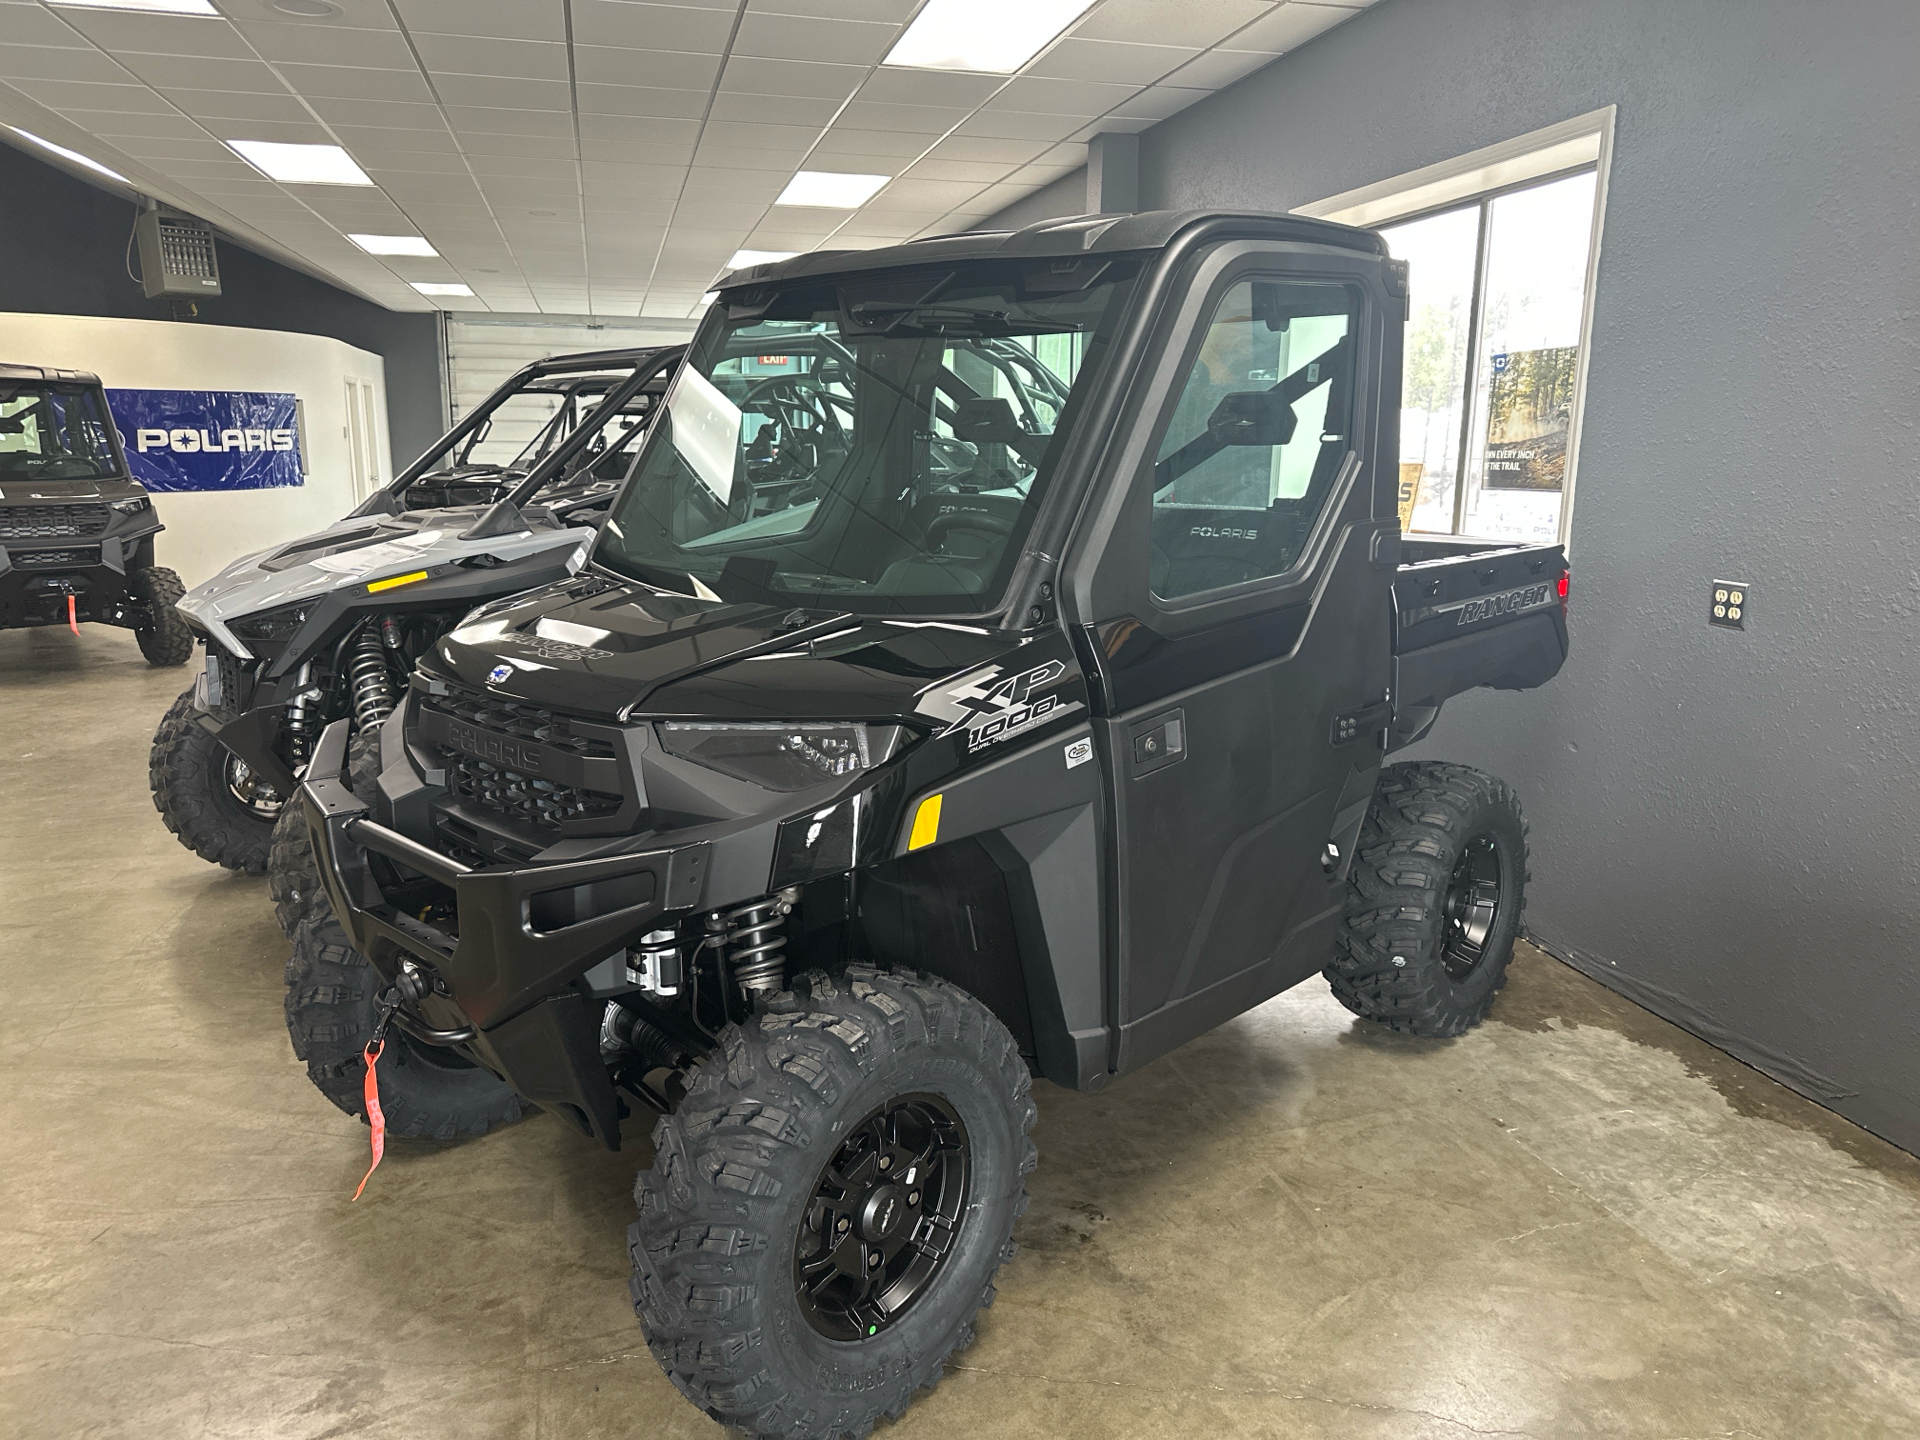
1440,835 -> 1504,980
794,1092 -> 971,1342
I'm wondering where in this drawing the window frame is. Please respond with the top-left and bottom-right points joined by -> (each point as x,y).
1297,108 -> 1614,550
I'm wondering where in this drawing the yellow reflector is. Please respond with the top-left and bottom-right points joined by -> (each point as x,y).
366,570 -> 429,593
907,793 -> 943,851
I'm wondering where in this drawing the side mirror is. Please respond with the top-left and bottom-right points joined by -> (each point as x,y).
1206,390 -> 1296,447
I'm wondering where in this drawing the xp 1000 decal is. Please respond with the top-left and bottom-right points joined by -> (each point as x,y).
915,655 -> 1084,755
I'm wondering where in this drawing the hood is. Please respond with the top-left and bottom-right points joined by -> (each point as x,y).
426,576 -> 1025,725
0,474 -> 146,505
178,504 -> 593,657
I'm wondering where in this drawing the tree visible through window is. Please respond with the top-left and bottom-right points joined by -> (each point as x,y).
1383,170 -> 1598,544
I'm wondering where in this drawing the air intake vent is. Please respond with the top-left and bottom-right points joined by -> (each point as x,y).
135,207 -> 222,299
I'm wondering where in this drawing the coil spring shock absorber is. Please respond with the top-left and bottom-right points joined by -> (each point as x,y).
709,887 -> 801,999
346,622 -> 398,729
283,664 -> 318,766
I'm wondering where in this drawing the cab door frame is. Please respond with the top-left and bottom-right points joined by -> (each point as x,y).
1057,238 -> 1406,1076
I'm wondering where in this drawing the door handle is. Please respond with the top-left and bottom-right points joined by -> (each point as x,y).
1331,700 -> 1393,746
1128,707 -> 1186,776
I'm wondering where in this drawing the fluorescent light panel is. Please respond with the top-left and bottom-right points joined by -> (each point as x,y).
776,171 -> 890,209
411,282 -> 473,296
884,0 -> 1096,73
728,249 -> 798,270
226,140 -> 372,186
349,233 -> 438,257
47,0 -> 218,12
6,126 -> 129,184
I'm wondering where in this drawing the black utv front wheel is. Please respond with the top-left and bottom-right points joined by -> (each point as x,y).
285,915 -> 523,1140
1325,761 -> 1529,1038
268,726 -> 382,938
149,687 -> 283,873
630,966 -> 1036,1440
130,565 -> 193,666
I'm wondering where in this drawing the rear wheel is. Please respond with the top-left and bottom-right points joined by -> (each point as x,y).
130,566 -> 193,666
1325,761 -> 1529,1037
268,726 -> 382,938
284,915 -> 523,1140
149,687 -> 282,873
630,966 -> 1035,1440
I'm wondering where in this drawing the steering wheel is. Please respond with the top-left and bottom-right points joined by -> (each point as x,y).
926,508 -> 1015,552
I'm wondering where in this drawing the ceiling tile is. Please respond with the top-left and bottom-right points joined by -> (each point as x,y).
987,76 -> 1136,116
576,83 -> 708,119
573,46 -> 723,91
699,119 -> 822,153
808,127 -> 936,160
705,90 -> 840,126
364,150 -> 471,175
854,67 -> 1000,109
834,99 -> 967,134
378,173 -> 488,201
926,134 -> 1049,165
718,56 -> 865,101
445,105 -> 575,136
477,174 -> 583,201
579,113 -> 701,145
271,63 -> 435,103
1068,114 -> 1155,137
692,144 -> 803,171
1159,49 -> 1275,89
433,75 -> 571,110
51,9 -> 254,59
861,177 -> 983,211
751,0 -> 920,20
309,97 -> 444,129
202,117 -> 336,143
1070,0 -> 1275,48
0,7 -> 91,48
230,22 -> 416,69
731,12 -> 898,66
160,89 -> 311,123
395,0 -> 567,42
455,133 -> 582,160
332,123 -> 460,152
1025,37 -> 1200,86
107,135 -> 232,161
1109,84 -> 1213,120
1228,2 -> 1361,53
413,33 -> 570,81
74,110 -> 206,140
900,156 -> 1011,184
950,109 -> 1085,142
11,80 -> 172,115
571,2 -> 736,54
0,48 -> 132,84
469,153 -> 581,179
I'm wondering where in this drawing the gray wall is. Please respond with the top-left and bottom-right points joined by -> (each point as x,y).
987,0 -> 1920,1152
0,138 -> 445,465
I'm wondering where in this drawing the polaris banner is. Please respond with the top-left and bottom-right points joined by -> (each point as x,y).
106,388 -> 303,491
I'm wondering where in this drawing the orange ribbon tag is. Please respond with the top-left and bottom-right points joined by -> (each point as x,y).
67,594 -> 79,637
352,1039 -> 386,1201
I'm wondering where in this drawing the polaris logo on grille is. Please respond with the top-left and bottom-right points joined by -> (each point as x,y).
1457,583 -> 1553,626
488,664 -> 513,684
445,721 -> 544,774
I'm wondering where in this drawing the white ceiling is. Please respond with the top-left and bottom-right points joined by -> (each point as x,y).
0,0 -> 1380,319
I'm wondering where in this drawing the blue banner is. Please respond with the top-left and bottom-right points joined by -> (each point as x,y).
106,388 -> 304,491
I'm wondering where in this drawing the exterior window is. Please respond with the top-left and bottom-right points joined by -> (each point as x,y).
1384,169 -> 1598,544
1149,279 -> 1358,601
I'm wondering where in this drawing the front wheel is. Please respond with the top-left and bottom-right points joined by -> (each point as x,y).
630,966 -> 1036,1440
149,687 -> 283,872
1325,761 -> 1529,1037
130,566 -> 193,666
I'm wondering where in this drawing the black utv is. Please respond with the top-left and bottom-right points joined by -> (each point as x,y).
0,364 -> 192,664
148,347 -> 681,877
289,210 -> 1570,1440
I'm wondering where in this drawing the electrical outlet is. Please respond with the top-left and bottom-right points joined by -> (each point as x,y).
1710,580 -> 1749,629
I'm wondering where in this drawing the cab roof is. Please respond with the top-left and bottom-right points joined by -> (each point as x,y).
713,208 -> 1388,293
0,363 -> 105,387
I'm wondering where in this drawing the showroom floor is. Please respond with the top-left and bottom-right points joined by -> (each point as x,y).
5,626 -> 1920,1440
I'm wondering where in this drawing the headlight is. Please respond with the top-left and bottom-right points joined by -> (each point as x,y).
657,721 -> 906,791
110,496 -> 151,515
229,601 -> 313,642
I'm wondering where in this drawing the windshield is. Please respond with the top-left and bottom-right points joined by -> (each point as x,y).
592,259 -> 1139,614
0,383 -> 121,482
453,379 -> 652,472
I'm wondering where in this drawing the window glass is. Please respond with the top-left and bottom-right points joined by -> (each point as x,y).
1380,168 -> 1598,544
0,384 -> 120,480
1149,279 -> 1357,601
594,261 -> 1138,614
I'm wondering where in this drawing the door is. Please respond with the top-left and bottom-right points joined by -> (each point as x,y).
1068,253 -> 1400,1072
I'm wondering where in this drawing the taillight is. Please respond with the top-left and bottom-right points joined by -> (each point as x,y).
1558,572 -> 1570,610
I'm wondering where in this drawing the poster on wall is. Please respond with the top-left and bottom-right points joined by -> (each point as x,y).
1481,347 -> 1577,491
106,388 -> 303,491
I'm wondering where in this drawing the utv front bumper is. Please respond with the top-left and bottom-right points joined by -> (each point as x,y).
299,720 -> 711,1142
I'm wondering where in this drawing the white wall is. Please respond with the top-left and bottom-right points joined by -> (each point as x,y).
0,312 -> 389,586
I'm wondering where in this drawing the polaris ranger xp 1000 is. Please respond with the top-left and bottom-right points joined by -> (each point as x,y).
290,210 -> 1570,1440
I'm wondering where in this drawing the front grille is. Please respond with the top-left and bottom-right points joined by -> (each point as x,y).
0,504 -> 110,539
444,756 -> 624,830
15,546 -> 100,568
423,686 -> 618,760
423,683 -> 626,835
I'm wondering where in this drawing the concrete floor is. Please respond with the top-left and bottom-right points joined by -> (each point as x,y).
5,626 -> 1920,1440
